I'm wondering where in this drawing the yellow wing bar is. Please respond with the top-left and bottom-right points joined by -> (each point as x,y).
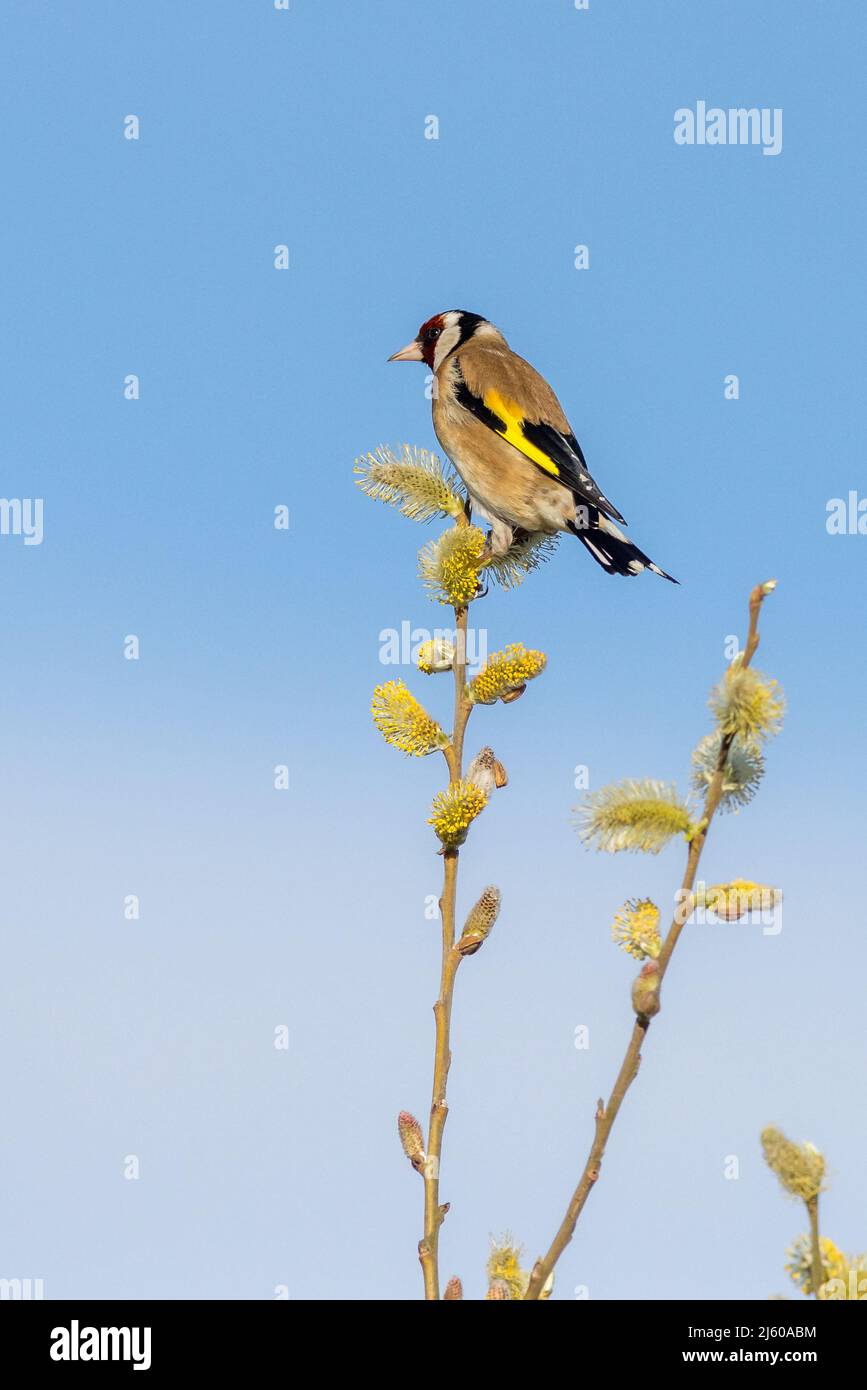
483,390 -> 561,478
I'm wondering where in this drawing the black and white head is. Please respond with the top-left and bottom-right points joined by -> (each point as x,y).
388,310 -> 502,372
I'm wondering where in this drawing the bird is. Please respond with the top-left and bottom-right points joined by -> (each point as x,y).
388,310 -> 677,582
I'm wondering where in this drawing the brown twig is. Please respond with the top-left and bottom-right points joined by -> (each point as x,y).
419,599 -> 473,1299
806,1196 -> 824,1299
524,580 -> 776,1299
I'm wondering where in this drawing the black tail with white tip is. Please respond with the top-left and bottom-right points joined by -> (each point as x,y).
567,507 -> 678,583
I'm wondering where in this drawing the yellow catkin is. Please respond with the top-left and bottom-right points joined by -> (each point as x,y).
710,666 -> 785,745
354,444 -> 465,521
702,880 -> 781,920
487,1239 -> 529,1300
785,1235 -> 849,1297
468,644 -> 547,704
612,899 -> 661,960
578,780 -> 694,854
428,781 -> 488,848
371,679 -> 448,756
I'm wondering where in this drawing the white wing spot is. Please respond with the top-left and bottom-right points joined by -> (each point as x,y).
585,540 -> 612,567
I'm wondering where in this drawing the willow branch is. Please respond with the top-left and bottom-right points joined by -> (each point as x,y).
524,580 -> 775,1299
807,1196 -> 824,1299
419,599 -> 473,1299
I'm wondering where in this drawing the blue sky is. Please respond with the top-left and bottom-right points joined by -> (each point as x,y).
1,0 -> 864,1300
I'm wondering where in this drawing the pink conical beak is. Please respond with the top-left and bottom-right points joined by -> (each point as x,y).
388,340 -> 424,362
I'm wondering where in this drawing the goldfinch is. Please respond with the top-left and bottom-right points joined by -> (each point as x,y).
389,310 -> 677,582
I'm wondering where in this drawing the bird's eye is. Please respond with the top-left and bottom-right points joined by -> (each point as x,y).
424,326 -> 441,342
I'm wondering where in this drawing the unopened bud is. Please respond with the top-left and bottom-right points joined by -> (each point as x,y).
540,1269 -> 555,1299
443,1276 -> 463,1300
398,1111 -> 426,1170
458,886 -> 501,956
486,1278 -> 512,1300
631,961 -> 661,1020
761,1126 -> 825,1202
466,746 -> 508,793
